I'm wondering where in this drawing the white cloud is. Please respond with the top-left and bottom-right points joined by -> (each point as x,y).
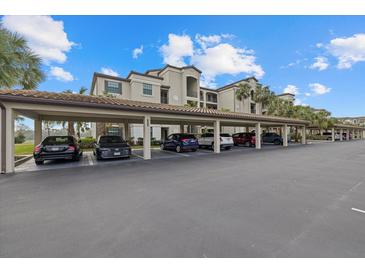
159,33 -> 264,87
309,83 -> 331,95
49,67 -> 74,82
100,67 -> 119,77
283,84 -> 299,95
294,98 -> 302,106
327,33 -> 365,69
310,56 -> 329,71
192,43 -> 264,87
132,45 -> 144,59
305,92 -> 311,97
2,15 -> 75,64
160,34 -> 194,66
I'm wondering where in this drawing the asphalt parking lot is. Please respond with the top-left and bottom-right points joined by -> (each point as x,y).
15,144 -> 266,172
1,140 -> 365,257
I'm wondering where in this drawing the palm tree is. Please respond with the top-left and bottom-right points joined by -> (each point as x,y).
76,87 -> 90,138
235,83 -> 251,111
253,85 -> 274,113
0,25 -> 44,89
62,89 -> 76,136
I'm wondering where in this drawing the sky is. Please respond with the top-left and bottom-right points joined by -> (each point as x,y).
2,15 -> 365,128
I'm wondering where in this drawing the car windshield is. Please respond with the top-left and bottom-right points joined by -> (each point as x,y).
43,136 -> 74,145
220,133 -> 231,137
99,136 -> 124,144
180,134 -> 195,139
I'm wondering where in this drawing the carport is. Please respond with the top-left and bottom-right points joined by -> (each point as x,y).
0,90 -> 309,173
307,124 -> 365,142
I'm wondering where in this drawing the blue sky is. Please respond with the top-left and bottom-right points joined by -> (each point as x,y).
2,16 -> 365,122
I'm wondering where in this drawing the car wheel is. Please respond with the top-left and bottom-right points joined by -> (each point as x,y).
225,146 -> 231,150
192,148 -> 197,152
96,155 -> 102,161
274,139 -> 281,145
35,160 -> 44,165
176,145 -> 182,153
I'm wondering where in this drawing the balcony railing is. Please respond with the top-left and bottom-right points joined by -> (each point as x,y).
206,96 -> 217,103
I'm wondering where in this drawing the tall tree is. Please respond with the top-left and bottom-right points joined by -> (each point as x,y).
235,82 -> 251,112
75,87 -> 89,138
0,25 -> 44,89
62,89 -> 76,136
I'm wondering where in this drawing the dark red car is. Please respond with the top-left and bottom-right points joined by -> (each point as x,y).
232,132 -> 256,147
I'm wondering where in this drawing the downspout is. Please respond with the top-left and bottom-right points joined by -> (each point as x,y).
0,102 -> 6,174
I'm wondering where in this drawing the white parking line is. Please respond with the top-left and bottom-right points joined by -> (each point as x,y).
351,208 -> 365,214
87,155 -> 94,166
132,153 -> 144,159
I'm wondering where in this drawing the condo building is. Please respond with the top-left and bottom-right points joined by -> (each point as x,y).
90,64 -> 294,142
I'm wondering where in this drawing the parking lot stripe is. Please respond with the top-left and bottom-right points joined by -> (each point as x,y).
133,153 -> 144,159
87,155 -> 94,166
351,208 -> 365,214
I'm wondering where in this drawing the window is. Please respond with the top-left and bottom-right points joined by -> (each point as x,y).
105,80 -> 121,94
250,103 -> 256,114
161,89 -> 169,104
143,83 -> 153,96
106,126 -> 121,136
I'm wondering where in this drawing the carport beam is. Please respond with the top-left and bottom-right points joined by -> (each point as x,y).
5,108 -> 15,173
301,126 -> 306,144
340,129 -> 343,141
214,120 -> 221,154
255,123 -> 261,149
143,116 -> 151,160
34,118 -> 42,145
283,124 -> 288,147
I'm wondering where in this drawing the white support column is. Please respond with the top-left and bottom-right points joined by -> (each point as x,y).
301,126 -> 306,144
213,120 -> 221,154
255,123 -> 261,149
340,129 -> 343,141
143,116 -> 151,160
331,128 -> 335,142
283,124 -> 288,147
0,107 -> 4,173
5,108 -> 15,173
34,118 -> 42,146
346,129 -> 350,141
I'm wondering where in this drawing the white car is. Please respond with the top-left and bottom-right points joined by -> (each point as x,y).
198,133 -> 234,150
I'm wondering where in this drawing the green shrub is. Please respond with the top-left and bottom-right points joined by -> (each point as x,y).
79,137 -> 96,149
15,132 -> 26,144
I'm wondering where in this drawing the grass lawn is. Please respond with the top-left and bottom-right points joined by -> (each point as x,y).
15,143 -> 34,156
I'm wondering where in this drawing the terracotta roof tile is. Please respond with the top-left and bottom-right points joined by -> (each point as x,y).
0,89 -> 310,125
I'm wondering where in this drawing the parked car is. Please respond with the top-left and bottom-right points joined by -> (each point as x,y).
94,135 -> 131,160
321,132 -> 333,140
232,132 -> 256,147
161,133 -> 199,153
262,132 -> 283,145
198,133 -> 234,150
33,135 -> 82,165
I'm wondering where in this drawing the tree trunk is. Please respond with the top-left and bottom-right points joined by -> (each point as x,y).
68,121 -> 75,136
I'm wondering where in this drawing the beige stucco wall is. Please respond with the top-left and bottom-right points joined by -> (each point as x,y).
93,76 -> 131,99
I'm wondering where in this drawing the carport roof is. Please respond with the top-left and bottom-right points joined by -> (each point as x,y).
308,124 -> 365,130
0,89 -> 309,125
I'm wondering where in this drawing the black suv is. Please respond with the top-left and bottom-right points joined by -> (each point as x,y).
262,132 -> 283,145
94,135 -> 131,160
33,136 -> 82,165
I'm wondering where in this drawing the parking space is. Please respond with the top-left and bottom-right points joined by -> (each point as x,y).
15,143 -> 302,173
